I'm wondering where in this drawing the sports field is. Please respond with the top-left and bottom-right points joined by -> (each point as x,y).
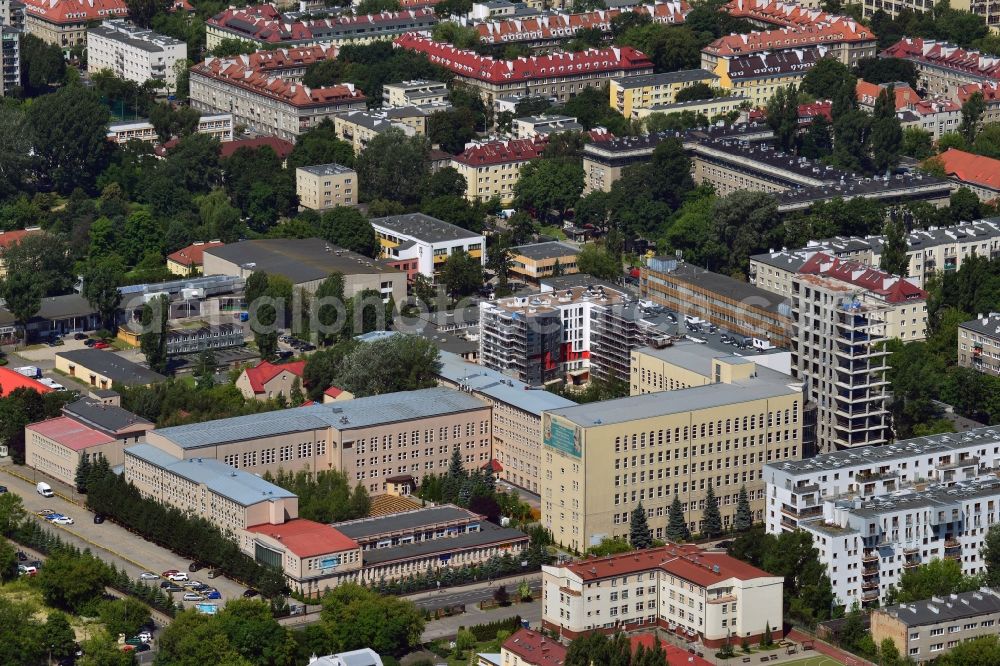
780,656 -> 850,666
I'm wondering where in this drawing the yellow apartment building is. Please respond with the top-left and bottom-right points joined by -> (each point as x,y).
295,163 -> 357,210
610,69 -> 719,117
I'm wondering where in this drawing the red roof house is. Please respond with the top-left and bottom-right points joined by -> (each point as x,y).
935,148 -> 1000,201
501,629 -> 567,666
166,241 -> 225,275
236,360 -> 307,400
798,253 -> 928,303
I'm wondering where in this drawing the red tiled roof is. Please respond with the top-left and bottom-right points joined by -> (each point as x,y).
704,22 -> 874,58
855,79 -> 920,110
395,33 -> 653,85
22,0 -> 127,25
882,38 -> 1000,82
0,227 -> 43,252
26,416 -> 114,451
246,519 -> 359,558
798,252 -> 928,302
482,458 -> 503,473
166,241 -> 225,268
0,367 -> 53,398
724,0 -> 851,29
957,82 -> 1000,104
240,45 -> 339,75
192,56 -> 365,109
220,137 -> 295,159
243,360 -> 306,394
630,635 -> 713,666
323,386 -> 344,398
559,544 -> 775,586
798,101 -> 831,121
502,629 -> 566,666
208,4 -> 435,44
475,2 -> 689,44
453,137 -> 546,166
937,148 -> 1000,194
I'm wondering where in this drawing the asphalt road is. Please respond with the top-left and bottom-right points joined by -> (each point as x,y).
410,576 -> 541,612
1,461 -> 250,612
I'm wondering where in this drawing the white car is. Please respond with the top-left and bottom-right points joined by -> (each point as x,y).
137,631 -> 152,643
167,572 -> 189,582
51,516 -> 74,525
139,572 -> 159,580
182,592 -> 204,601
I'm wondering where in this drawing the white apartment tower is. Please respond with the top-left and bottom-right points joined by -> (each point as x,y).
87,20 -> 186,93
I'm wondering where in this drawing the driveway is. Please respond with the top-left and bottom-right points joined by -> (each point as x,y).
1,461 -> 250,612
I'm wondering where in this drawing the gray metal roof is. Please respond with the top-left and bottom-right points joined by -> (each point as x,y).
56,349 -> 166,386
0,293 -> 98,326
766,426 -> 1000,477
879,589 -> 1000,627
358,522 -> 528,565
297,163 -> 354,177
154,387 -> 489,450
611,69 -> 718,89
959,314 -> 1000,339
510,241 -> 580,261
435,350 -> 576,417
125,443 -> 296,507
545,379 -> 800,427
203,239 -> 399,284
63,398 -> 152,434
648,261 -> 791,316
334,505 -> 474,540
369,213 -> 481,245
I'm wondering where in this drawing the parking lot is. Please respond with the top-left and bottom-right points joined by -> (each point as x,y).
1,461 -> 251,611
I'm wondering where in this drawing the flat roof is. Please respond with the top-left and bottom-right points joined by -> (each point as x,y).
879,589 -> 1000,627
510,241 -> 580,261
297,163 -> 354,176
56,349 -> 166,386
203,238 -> 400,284
334,505 -> 475,540
612,69 -> 718,89
27,416 -> 115,451
539,274 -> 619,292
125,443 -> 297,507
436,350 -> 577,416
766,426 -> 1000,477
647,261 -> 791,316
635,343 -> 755,377
153,387 -> 488,450
63,398 -> 152,433
545,379 -> 800,428
357,522 -> 528,565
369,213 -> 481,244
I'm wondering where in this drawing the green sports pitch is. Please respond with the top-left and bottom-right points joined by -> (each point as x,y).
780,656 -> 851,666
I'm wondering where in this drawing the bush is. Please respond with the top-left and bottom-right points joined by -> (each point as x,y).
469,615 -> 522,641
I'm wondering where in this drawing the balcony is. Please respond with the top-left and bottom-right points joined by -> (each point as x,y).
903,560 -> 920,568
903,545 -> 919,554
945,539 -> 961,549
862,580 -> 879,591
862,550 -> 879,563
862,566 -> 879,577
862,589 -> 879,601
945,551 -> 961,561
857,470 -> 898,483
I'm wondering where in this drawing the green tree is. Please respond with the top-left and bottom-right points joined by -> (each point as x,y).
983,523 -> 1000,587
82,257 -> 125,332
75,455 -> 93,493
439,248 -> 484,298
125,0 -> 170,29
871,84 -> 903,174
155,610 -> 251,666
855,57 -> 917,89
880,217 -> 909,276
514,159 -> 585,222
0,541 -> 17,583
734,485 -> 753,532
43,611 -> 79,661
675,82 -> 716,102
313,273 -> 347,346
761,621 -> 774,648
701,482 -> 722,538
195,350 -> 217,390
880,637 -> 901,666
934,635 -> 1000,666
426,107 -> 478,154
0,269 -> 41,339
214,599 -> 296,666
802,57 -> 853,99
666,496 -> 690,542
98,597 -> 152,640
888,557 -> 980,603
30,84 -> 111,193
332,334 -> 441,397
19,34 -> 66,95
588,537 -> 633,557
355,128 -> 430,205
0,488 -> 27,535
78,631 -> 138,666
319,584 -> 425,657
629,502 -> 653,549
139,294 -> 169,374
576,244 -> 620,281
902,126 -> 934,159
487,237 -> 513,295
319,207 -> 377,257
286,120 -> 355,171
766,85 -> 799,153
36,551 -> 111,613
3,232 -> 75,296
960,91 -> 986,144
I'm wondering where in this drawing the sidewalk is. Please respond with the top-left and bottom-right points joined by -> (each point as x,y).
402,571 -> 541,604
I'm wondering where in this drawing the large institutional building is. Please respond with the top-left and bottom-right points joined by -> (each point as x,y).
540,345 -> 803,552
22,0 -> 127,50
541,544 -> 784,646
764,426 -> 1000,608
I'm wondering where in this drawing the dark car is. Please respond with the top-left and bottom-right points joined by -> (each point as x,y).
188,561 -> 204,572
16,551 -> 27,562
716,540 -> 733,549
74,333 -> 88,340
134,644 -> 151,653
242,588 -> 259,598
165,584 -> 184,592
84,339 -> 96,347
93,514 -> 105,524
159,581 -> 173,589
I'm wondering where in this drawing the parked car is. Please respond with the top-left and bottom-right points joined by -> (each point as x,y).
242,588 -> 259,598
0,485 -> 7,493
182,592 -> 204,601
44,513 -> 65,521
164,584 -> 184,592
37,509 -> 55,516
93,514 -> 104,524
16,550 -> 27,562
51,516 -> 74,525
188,561 -> 204,572
715,540 -> 733,549
204,590 -> 222,600
137,631 -> 152,643
74,333 -> 88,340
84,339 -> 96,347
161,569 -> 179,576
47,338 -> 64,347
18,565 -> 38,576
206,570 -> 218,579
185,581 -> 206,590
167,572 -> 189,582
134,643 -> 151,653
93,342 -> 109,349
159,581 -> 173,589
139,572 -> 159,580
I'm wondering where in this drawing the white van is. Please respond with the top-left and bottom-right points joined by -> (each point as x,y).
36,482 -> 54,497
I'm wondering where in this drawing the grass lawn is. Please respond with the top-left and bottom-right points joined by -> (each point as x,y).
780,655 -> 851,666
0,579 -> 104,643
537,225 -> 567,240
